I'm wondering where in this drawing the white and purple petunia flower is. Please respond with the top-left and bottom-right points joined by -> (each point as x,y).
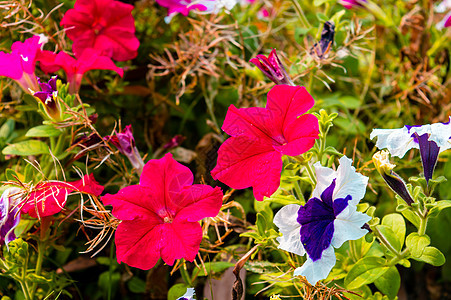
370,118 -> 451,182
273,156 -> 371,285
0,187 -> 23,247
177,287 -> 196,300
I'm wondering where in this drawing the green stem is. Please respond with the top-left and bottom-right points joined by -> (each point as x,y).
53,130 -> 66,158
180,261 -> 192,286
418,215 -> 428,236
293,180 -> 305,205
30,218 -> 50,299
291,0 -> 311,28
304,163 -> 317,187
107,242 -> 114,300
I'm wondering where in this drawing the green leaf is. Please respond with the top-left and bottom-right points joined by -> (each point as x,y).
195,261 -> 235,277
377,225 -> 401,252
27,273 -> 53,284
429,200 -> 451,217
256,213 -> 267,236
414,246 -> 445,266
168,284 -> 191,300
25,125 -> 62,137
344,257 -> 389,289
294,27 -> 312,44
0,119 -> 14,139
127,277 -> 146,294
381,213 -> 406,249
338,95 -> 361,109
406,233 -> 430,258
5,169 -> 18,181
2,140 -> 49,156
373,266 -> 400,299
265,194 -> 300,206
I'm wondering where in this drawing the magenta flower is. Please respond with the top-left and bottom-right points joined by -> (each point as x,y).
102,153 -> 223,270
156,0 -> 239,22
38,49 -> 123,93
21,174 -> 104,218
60,0 -> 140,61
250,49 -> 294,85
0,36 -> 42,92
105,125 -> 144,172
340,0 -> 367,9
211,85 -> 319,201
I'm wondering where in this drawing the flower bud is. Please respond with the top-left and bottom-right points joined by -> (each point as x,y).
250,49 -> 294,85
373,150 -> 414,205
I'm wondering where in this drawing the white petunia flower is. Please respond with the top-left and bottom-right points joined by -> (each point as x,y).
273,156 -> 371,285
177,287 -> 196,300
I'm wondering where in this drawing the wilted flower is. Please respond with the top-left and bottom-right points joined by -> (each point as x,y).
177,287 -> 196,300
0,36 -> 42,93
102,153 -> 223,270
273,156 -> 371,285
372,151 -> 414,205
21,174 -> 104,218
104,125 -> 144,173
211,85 -> 319,201
250,49 -> 294,85
38,49 -> 123,94
60,0 -> 140,61
370,118 -> 451,183
0,187 -> 23,246
311,21 -> 335,59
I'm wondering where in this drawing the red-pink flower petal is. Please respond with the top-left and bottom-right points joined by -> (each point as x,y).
21,174 -> 103,218
160,219 -> 202,265
103,153 -> 223,270
22,182 -> 70,218
61,0 -> 139,61
10,36 -> 41,75
115,218 -> 163,269
102,186 -> 160,221
222,105 -> 276,142
140,153 -> 194,208
275,114 -> 319,156
211,135 -> 283,201
71,173 -> 104,196
176,185 -> 223,222
266,85 -> 315,130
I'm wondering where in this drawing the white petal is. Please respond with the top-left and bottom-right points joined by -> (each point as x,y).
429,117 -> 451,152
273,204 -> 305,256
370,127 -> 417,158
177,287 -> 196,300
311,162 -> 335,199
334,156 -> 368,206
293,246 -> 336,285
331,206 -> 371,248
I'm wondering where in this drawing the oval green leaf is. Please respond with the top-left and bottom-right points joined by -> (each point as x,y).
2,140 -> 49,156
344,256 -> 389,289
374,266 -> 400,299
406,233 -> 430,258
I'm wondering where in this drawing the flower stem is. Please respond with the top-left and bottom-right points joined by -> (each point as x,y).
30,218 -> 50,299
304,163 -> 317,188
373,226 -> 401,259
291,0 -> 311,28
180,261 -> 192,286
418,215 -> 428,236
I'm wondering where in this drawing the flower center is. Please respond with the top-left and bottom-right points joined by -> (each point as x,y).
163,216 -> 172,223
92,19 -> 106,35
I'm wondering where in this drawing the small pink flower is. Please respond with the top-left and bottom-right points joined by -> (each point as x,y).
211,85 -> 319,201
156,0 -> 238,22
102,153 -> 223,270
38,48 -> 123,93
0,36 -> 42,92
60,0 -> 140,61
21,174 -> 104,218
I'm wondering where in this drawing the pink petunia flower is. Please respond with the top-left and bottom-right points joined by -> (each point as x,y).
21,174 -> 104,218
0,36 -> 42,93
102,153 -> 223,270
60,0 -> 140,61
211,85 -> 319,201
38,48 -> 123,94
